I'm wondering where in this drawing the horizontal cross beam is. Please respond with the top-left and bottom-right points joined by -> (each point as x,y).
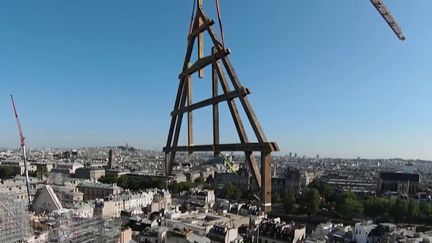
188,19 -> 215,40
179,49 -> 230,79
163,142 -> 279,153
171,87 -> 250,116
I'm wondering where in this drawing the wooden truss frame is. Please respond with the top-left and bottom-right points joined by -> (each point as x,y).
163,3 -> 279,212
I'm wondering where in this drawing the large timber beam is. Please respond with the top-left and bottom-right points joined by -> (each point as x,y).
212,48 -> 220,157
163,142 -> 278,153
189,18 -> 214,40
214,60 -> 264,188
171,87 -> 250,116
179,49 -> 229,79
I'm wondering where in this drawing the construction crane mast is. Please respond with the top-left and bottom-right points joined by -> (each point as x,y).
10,95 -> 32,205
370,0 -> 405,40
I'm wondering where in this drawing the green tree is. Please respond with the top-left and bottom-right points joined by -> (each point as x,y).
407,200 -> 420,221
194,176 -> 205,185
308,180 -> 320,190
0,166 -> 15,179
153,178 -> 166,189
28,171 -> 38,177
321,184 -> 336,202
302,188 -> 320,215
168,181 -> 194,194
308,180 -> 335,203
364,197 -> 394,218
122,176 -> 166,190
223,183 -> 241,200
282,190 -> 296,213
391,198 -> 409,222
177,181 -> 194,192
202,183 -> 215,190
36,165 -> 48,179
420,203 -> 432,217
338,192 -> 363,219
169,181 -> 180,194
98,175 -> 118,184
117,175 -> 127,188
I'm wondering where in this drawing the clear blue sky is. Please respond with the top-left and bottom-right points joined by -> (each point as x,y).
1,1 -> 431,159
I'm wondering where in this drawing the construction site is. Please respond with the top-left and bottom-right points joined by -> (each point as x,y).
0,194 -> 31,242
47,210 -> 121,243
0,0 -> 410,242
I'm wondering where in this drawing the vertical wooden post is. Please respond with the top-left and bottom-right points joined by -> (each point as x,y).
168,77 -> 189,176
212,48 -> 219,156
187,64 -> 193,150
261,151 -> 272,213
197,0 -> 204,78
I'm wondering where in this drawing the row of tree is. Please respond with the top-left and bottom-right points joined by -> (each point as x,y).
363,196 -> 432,224
98,175 -> 210,193
168,176 -> 206,194
276,180 -> 432,224
0,166 -> 16,179
98,175 -> 166,191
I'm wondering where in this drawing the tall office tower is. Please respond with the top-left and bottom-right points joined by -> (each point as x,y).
108,149 -> 114,169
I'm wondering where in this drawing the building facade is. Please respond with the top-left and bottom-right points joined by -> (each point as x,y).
77,182 -> 122,200
378,172 -> 420,196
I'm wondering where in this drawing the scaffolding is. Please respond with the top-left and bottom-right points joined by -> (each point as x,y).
0,194 -> 31,243
48,210 -> 120,243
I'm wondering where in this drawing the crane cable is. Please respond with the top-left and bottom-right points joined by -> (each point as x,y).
188,0 -> 225,47
214,0 -> 225,47
188,0 -> 197,35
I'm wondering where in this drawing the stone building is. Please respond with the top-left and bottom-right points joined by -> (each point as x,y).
75,167 -> 105,180
77,182 -> 122,200
378,171 -> 420,196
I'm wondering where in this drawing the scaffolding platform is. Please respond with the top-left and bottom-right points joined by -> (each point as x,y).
0,193 -> 31,243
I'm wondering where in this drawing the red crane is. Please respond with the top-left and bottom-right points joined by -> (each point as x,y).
370,0 -> 405,41
10,95 -> 32,205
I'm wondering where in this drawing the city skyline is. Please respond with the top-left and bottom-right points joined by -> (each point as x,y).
1,1 -> 432,160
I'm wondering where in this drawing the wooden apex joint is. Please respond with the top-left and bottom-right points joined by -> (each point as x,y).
188,19 -> 215,40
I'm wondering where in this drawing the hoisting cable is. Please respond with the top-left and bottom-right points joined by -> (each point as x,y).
188,0 -> 197,35
215,0 -> 225,47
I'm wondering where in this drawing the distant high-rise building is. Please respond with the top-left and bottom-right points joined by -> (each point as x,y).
294,153 -> 297,158
62,151 -> 71,159
289,152 -> 292,158
403,162 -> 415,174
71,150 -> 78,160
108,149 -> 114,169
